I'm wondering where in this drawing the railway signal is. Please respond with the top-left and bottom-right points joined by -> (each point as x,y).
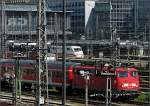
96,63 -> 116,106
79,70 -> 90,106
12,54 -> 27,106
99,71 -> 115,106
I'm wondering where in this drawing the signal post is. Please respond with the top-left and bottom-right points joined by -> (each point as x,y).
79,71 -> 90,106
98,69 -> 116,106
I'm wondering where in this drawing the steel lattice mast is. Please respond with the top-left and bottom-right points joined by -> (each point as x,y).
36,0 -> 48,105
1,0 -> 6,58
110,0 -> 120,66
111,29 -> 120,65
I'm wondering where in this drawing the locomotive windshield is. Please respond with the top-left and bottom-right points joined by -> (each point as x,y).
131,71 -> 138,77
73,48 -> 82,52
118,71 -> 128,77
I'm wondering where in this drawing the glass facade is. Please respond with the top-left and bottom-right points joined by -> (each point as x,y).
106,0 -> 150,40
94,2 -> 110,40
111,0 -> 135,40
47,0 -> 93,40
137,0 -> 150,41
1,0 -> 150,41
5,0 -> 37,5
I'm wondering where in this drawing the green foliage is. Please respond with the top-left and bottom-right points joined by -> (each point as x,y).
134,92 -> 149,103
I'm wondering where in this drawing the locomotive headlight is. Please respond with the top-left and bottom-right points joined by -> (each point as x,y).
131,83 -> 136,86
122,83 -> 129,87
131,83 -> 138,87
114,80 -> 116,84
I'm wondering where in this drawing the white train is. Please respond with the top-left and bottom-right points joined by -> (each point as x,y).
7,41 -> 84,59
49,46 -> 84,58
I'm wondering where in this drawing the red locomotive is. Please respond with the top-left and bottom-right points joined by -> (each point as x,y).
0,59 -> 139,99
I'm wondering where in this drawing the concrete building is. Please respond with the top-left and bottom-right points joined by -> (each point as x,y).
0,0 -> 72,42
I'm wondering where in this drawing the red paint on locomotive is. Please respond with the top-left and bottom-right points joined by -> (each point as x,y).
0,59 -> 140,97
113,67 -> 139,91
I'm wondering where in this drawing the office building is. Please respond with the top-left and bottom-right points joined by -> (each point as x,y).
47,0 -> 96,39
96,0 -> 150,40
0,0 -> 72,42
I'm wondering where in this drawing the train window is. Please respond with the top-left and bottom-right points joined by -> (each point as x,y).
67,48 -> 72,51
52,71 -> 62,78
131,71 -> 138,77
75,69 -> 83,75
117,71 -> 128,77
73,48 -> 82,52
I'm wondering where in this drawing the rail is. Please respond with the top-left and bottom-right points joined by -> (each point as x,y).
0,91 -> 146,106
139,70 -> 150,93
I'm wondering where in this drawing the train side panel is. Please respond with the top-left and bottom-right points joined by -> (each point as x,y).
71,66 -> 107,91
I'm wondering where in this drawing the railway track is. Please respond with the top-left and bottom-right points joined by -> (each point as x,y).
0,91 -> 105,106
139,70 -> 150,93
0,90 -> 146,106
0,93 -> 67,106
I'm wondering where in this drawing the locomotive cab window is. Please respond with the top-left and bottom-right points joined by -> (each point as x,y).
131,71 -> 138,77
73,48 -> 82,52
118,71 -> 128,77
67,47 -> 72,51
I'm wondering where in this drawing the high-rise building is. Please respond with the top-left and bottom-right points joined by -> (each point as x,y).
137,0 -> 150,41
93,1 -> 110,40
96,0 -> 150,40
0,0 -> 72,41
47,0 -> 96,39
110,0 -> 136,40
1,0 -> 149,41
47,0 -> 150,40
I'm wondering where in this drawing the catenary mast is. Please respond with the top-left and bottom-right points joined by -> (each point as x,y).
36,0 -> 48,105
1,0 -> 6,58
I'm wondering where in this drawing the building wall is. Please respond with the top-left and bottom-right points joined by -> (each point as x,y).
0,4 -> 71,41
